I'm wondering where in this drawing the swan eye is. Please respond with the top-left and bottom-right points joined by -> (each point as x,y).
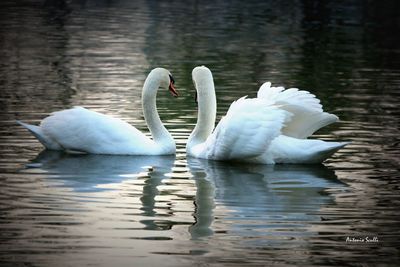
169,74 -> 175,84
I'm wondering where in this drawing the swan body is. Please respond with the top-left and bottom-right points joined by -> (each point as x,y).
187,66 -> 348,164
18,68 -> 178,155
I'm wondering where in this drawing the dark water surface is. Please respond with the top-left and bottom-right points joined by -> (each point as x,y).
1,0 -> 400,266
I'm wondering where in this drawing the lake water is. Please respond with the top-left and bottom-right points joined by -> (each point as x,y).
1,0 -> 399,266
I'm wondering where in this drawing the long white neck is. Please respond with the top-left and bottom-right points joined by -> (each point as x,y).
187,73 -> 217,152
142,73 -> 174,151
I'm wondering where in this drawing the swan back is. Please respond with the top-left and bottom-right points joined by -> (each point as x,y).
41,107 -> 156,154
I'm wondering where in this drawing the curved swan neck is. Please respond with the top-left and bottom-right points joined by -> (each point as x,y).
188,69 -> 217,148
142,71 -> 174,147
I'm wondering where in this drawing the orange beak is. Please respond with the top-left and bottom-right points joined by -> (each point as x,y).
169,81 -> 179,97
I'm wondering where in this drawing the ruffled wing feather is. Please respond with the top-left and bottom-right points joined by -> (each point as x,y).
201,97 -> 290,160
257,82 -> 338,139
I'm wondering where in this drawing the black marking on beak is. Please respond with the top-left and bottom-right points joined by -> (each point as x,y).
169,74 -> 175,85
168,74 -> 178,97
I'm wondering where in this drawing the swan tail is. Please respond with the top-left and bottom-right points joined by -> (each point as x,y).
17,120 -> 62,150
269,136 -> 349,164
309,141 -> 349,163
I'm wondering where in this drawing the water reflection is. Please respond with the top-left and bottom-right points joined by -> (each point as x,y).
188,158 -> 346,241
20,151 -> 348,244
23,151 -> 175,193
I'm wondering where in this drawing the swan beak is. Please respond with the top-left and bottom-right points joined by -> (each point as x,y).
169,82 -> 179,97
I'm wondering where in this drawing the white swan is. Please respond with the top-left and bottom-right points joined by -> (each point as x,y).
186,66 -> 348,164
18,68 -> 178,155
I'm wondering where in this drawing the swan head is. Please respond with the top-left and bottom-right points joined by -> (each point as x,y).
192,66 -> 213,88
192,66 -> 214,102
149,67 -> 178,97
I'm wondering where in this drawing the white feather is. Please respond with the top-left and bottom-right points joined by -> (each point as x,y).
200,98 -> 291,160
257,81 -> 338,139
40,107 -> 156,154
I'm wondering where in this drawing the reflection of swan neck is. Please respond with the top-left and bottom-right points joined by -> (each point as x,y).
142,71 -> 174,147
188,68 -> 217,150
190,167 -> 215,239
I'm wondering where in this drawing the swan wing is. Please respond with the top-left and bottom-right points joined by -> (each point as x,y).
200,97 -> 290,160
257,82 -> 322,112
257,82 -> 338,139
40,107 -> 153,154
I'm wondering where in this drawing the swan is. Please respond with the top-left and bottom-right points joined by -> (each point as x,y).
186,66 -> 348,164
18,68 -> 178,155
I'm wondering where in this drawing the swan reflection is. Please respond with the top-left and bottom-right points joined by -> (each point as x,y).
187,158 -> 347,240
24,151 -> 347,242
26,150 -> 176,192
